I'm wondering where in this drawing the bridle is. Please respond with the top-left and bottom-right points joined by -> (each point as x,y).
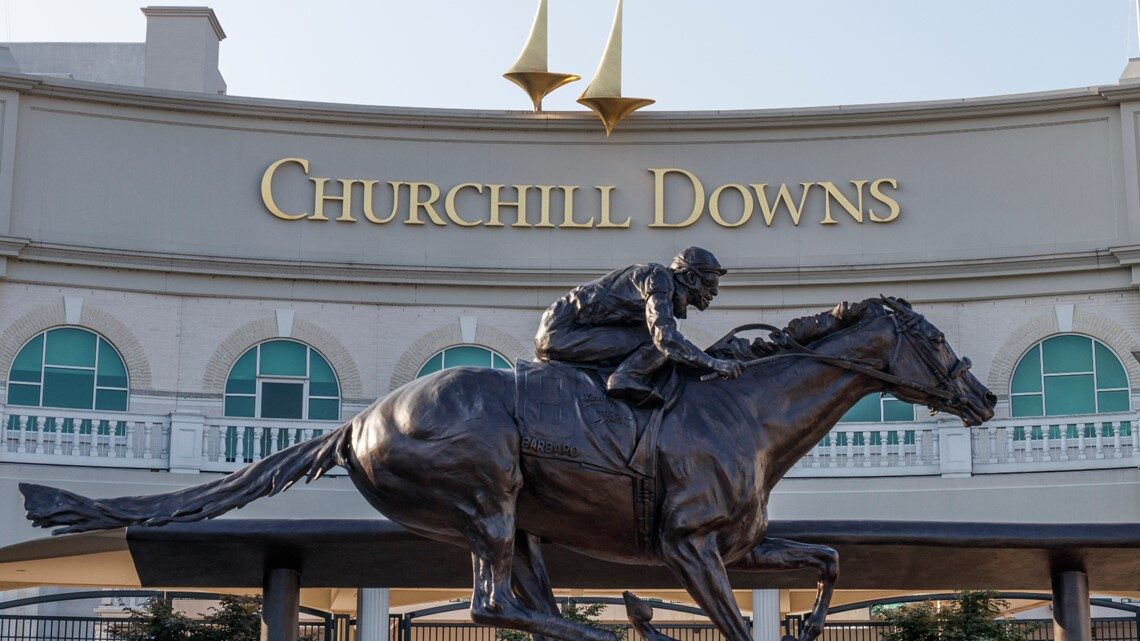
701,307 -> 973,411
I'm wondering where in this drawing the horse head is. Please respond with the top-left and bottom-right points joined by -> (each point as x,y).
877,296 -> 996,426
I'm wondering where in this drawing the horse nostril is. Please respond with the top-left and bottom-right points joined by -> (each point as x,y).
984,392 -> 997,408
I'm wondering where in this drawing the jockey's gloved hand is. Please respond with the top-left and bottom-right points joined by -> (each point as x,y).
711,359 -> 744,380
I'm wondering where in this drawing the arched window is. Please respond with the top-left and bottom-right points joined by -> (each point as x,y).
1010,334 -> 1130,417
7,327 -> 128,411
417,345 -> 512,378
224,340 -> 340,420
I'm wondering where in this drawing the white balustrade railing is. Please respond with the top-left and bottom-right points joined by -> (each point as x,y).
971,411 -> 1138,473
200,416 -> 345,474
1,402 -> 1137,478
2,405 -> 169,469
787,422 -> 942,477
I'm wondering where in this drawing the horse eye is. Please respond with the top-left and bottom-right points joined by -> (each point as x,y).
931,333 -> 944,344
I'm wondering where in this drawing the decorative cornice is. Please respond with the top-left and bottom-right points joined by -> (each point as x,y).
1108,244 -> 1140,265
0,236 -> 29,257
6,241 -> 1128,291
0,72 -> 1119,133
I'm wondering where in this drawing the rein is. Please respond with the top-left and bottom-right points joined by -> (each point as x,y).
699,318 -> 963,404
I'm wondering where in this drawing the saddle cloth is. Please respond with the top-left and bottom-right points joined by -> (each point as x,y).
513,359 -> 683,478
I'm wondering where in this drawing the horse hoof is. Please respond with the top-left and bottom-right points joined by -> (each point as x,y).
622,590 -> 654,623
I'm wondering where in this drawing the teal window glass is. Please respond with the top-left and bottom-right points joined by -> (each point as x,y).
259,341 -> 307,377
839,394 -> 914,423
261,382 -> 304,419
225,396 -> 255,418
309,398 -> 340,420
45,328 -> 97,368
96,339 -> 127,388
1097,390 -> 1129,413
1042,335 -> 1093,374
886,431 -> 899,445
420,353 -> 444,376
1011,395 -> 1044,417
95,389 -> 128,411
10,334 -> 43,383
882,398 -> 914,422
1095,343 -> 1128,388
7,328 -> 129,411
309,353 -> 339,397
852,432 -> 865,446
42,368 -> 95,409
1010,346 -> 1042,393
835,433 -> 848,446
1121,421 -> 1132,436
223,340 -> 340,421
1010,335 -> 1130,417
870,432 -> 882,446
417,345 -> 514,378
225,350 -> 256,394
904,430 -> 916,445
1043,375 -> 1096,415
7,383 -> 40,406
1013,426 -> 1026,441
441,345 -> 493,368
840,396 -> 879,423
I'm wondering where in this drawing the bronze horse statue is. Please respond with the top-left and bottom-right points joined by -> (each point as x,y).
21,296 -> 995,641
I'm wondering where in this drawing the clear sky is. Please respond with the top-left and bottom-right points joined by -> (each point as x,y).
4,0 -> 1140,112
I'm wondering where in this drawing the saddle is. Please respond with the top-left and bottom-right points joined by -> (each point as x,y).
513,359 -> 685,479
514,359 -> 685,552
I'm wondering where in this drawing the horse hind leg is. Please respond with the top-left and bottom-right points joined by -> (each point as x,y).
510,532 -> 561,641
730,537 -> 839,641
466,513 -> 615,641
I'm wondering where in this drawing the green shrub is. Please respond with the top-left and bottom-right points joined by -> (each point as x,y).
879,591 -> 1038,641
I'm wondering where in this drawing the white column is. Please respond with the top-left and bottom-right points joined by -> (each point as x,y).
357,588 -> 391,641
751,589 -> 780,641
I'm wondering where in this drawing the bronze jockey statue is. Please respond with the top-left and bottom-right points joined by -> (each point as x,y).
535,247 -> 743,405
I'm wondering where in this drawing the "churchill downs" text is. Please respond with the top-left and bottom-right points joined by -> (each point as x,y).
260,158 -> 901,229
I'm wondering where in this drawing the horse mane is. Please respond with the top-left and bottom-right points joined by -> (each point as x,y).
707,298 -> 893,360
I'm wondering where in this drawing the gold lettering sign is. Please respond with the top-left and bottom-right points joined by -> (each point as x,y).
259,158 -> 902,229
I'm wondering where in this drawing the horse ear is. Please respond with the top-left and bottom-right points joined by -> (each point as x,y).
878,295 -> 906,315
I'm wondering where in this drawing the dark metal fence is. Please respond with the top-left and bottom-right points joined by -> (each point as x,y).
2,593 -> 1137,641
782,617 -> 1138,641
0,614 -> 330,641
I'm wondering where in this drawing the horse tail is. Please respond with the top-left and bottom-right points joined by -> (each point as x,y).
20,421 -> 353,535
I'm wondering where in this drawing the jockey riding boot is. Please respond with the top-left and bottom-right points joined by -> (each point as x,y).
607,345 -> 668,407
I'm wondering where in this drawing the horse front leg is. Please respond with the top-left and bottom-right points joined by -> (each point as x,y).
626,535 -> 752,641
729,537 -> 839,641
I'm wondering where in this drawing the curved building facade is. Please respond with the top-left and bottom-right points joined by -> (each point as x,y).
0,10 -> 1138,619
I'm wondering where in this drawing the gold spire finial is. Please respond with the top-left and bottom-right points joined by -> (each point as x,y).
504,0 -> 580,112
578,0 -> 654,137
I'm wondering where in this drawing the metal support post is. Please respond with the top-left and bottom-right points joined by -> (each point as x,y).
1051,570 -> 1091,641
261,566 -> 301,641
